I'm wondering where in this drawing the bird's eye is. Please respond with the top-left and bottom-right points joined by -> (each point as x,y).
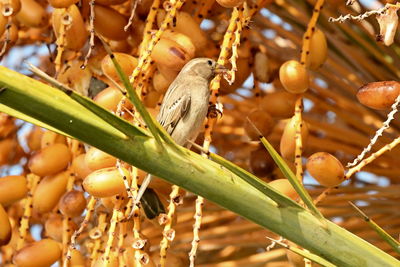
207,60 -> 213,66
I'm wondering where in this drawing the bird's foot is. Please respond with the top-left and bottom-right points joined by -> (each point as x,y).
208,102 -> 223,119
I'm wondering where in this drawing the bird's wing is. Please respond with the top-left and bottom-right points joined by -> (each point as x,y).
157,83 -> 191,136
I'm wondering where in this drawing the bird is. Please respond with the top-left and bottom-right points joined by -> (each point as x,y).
134,57 -> 226,207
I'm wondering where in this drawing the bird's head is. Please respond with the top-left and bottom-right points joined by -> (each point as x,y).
181,58 -> 227,81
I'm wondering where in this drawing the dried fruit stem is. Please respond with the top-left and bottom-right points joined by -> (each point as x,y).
204,7 -> 238,147
103,198 -> 123,261
62,173 -> 75,263
123,173 -> 138,221
82,0 -> 95,68
124,0 -> 140,31
159,185 -> 181,267
227,6 -> 244,85
346,136 -> 400,179
140,0 -> 160,55
90,212 -> 107,263
17,173 -> 39,249
294,96 -> 303,182
295,0 -> 324,183
54,9 -> 68,74
300,0 -> 324,65
189,195 -> 204,267
347,94 -> 400,167
313,187 -> 333,205
65,196 -> 97,265
62,215 -> 72,264
328,4 -> 399,23
139,63 -> 156,96
117,222 -> 127,266
116,159 -> 134,201
128,167 -> 142,267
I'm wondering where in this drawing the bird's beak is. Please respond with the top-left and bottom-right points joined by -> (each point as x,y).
213,64 -> 228,74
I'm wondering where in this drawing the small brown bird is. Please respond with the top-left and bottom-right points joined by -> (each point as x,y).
135,58 -> 226,204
